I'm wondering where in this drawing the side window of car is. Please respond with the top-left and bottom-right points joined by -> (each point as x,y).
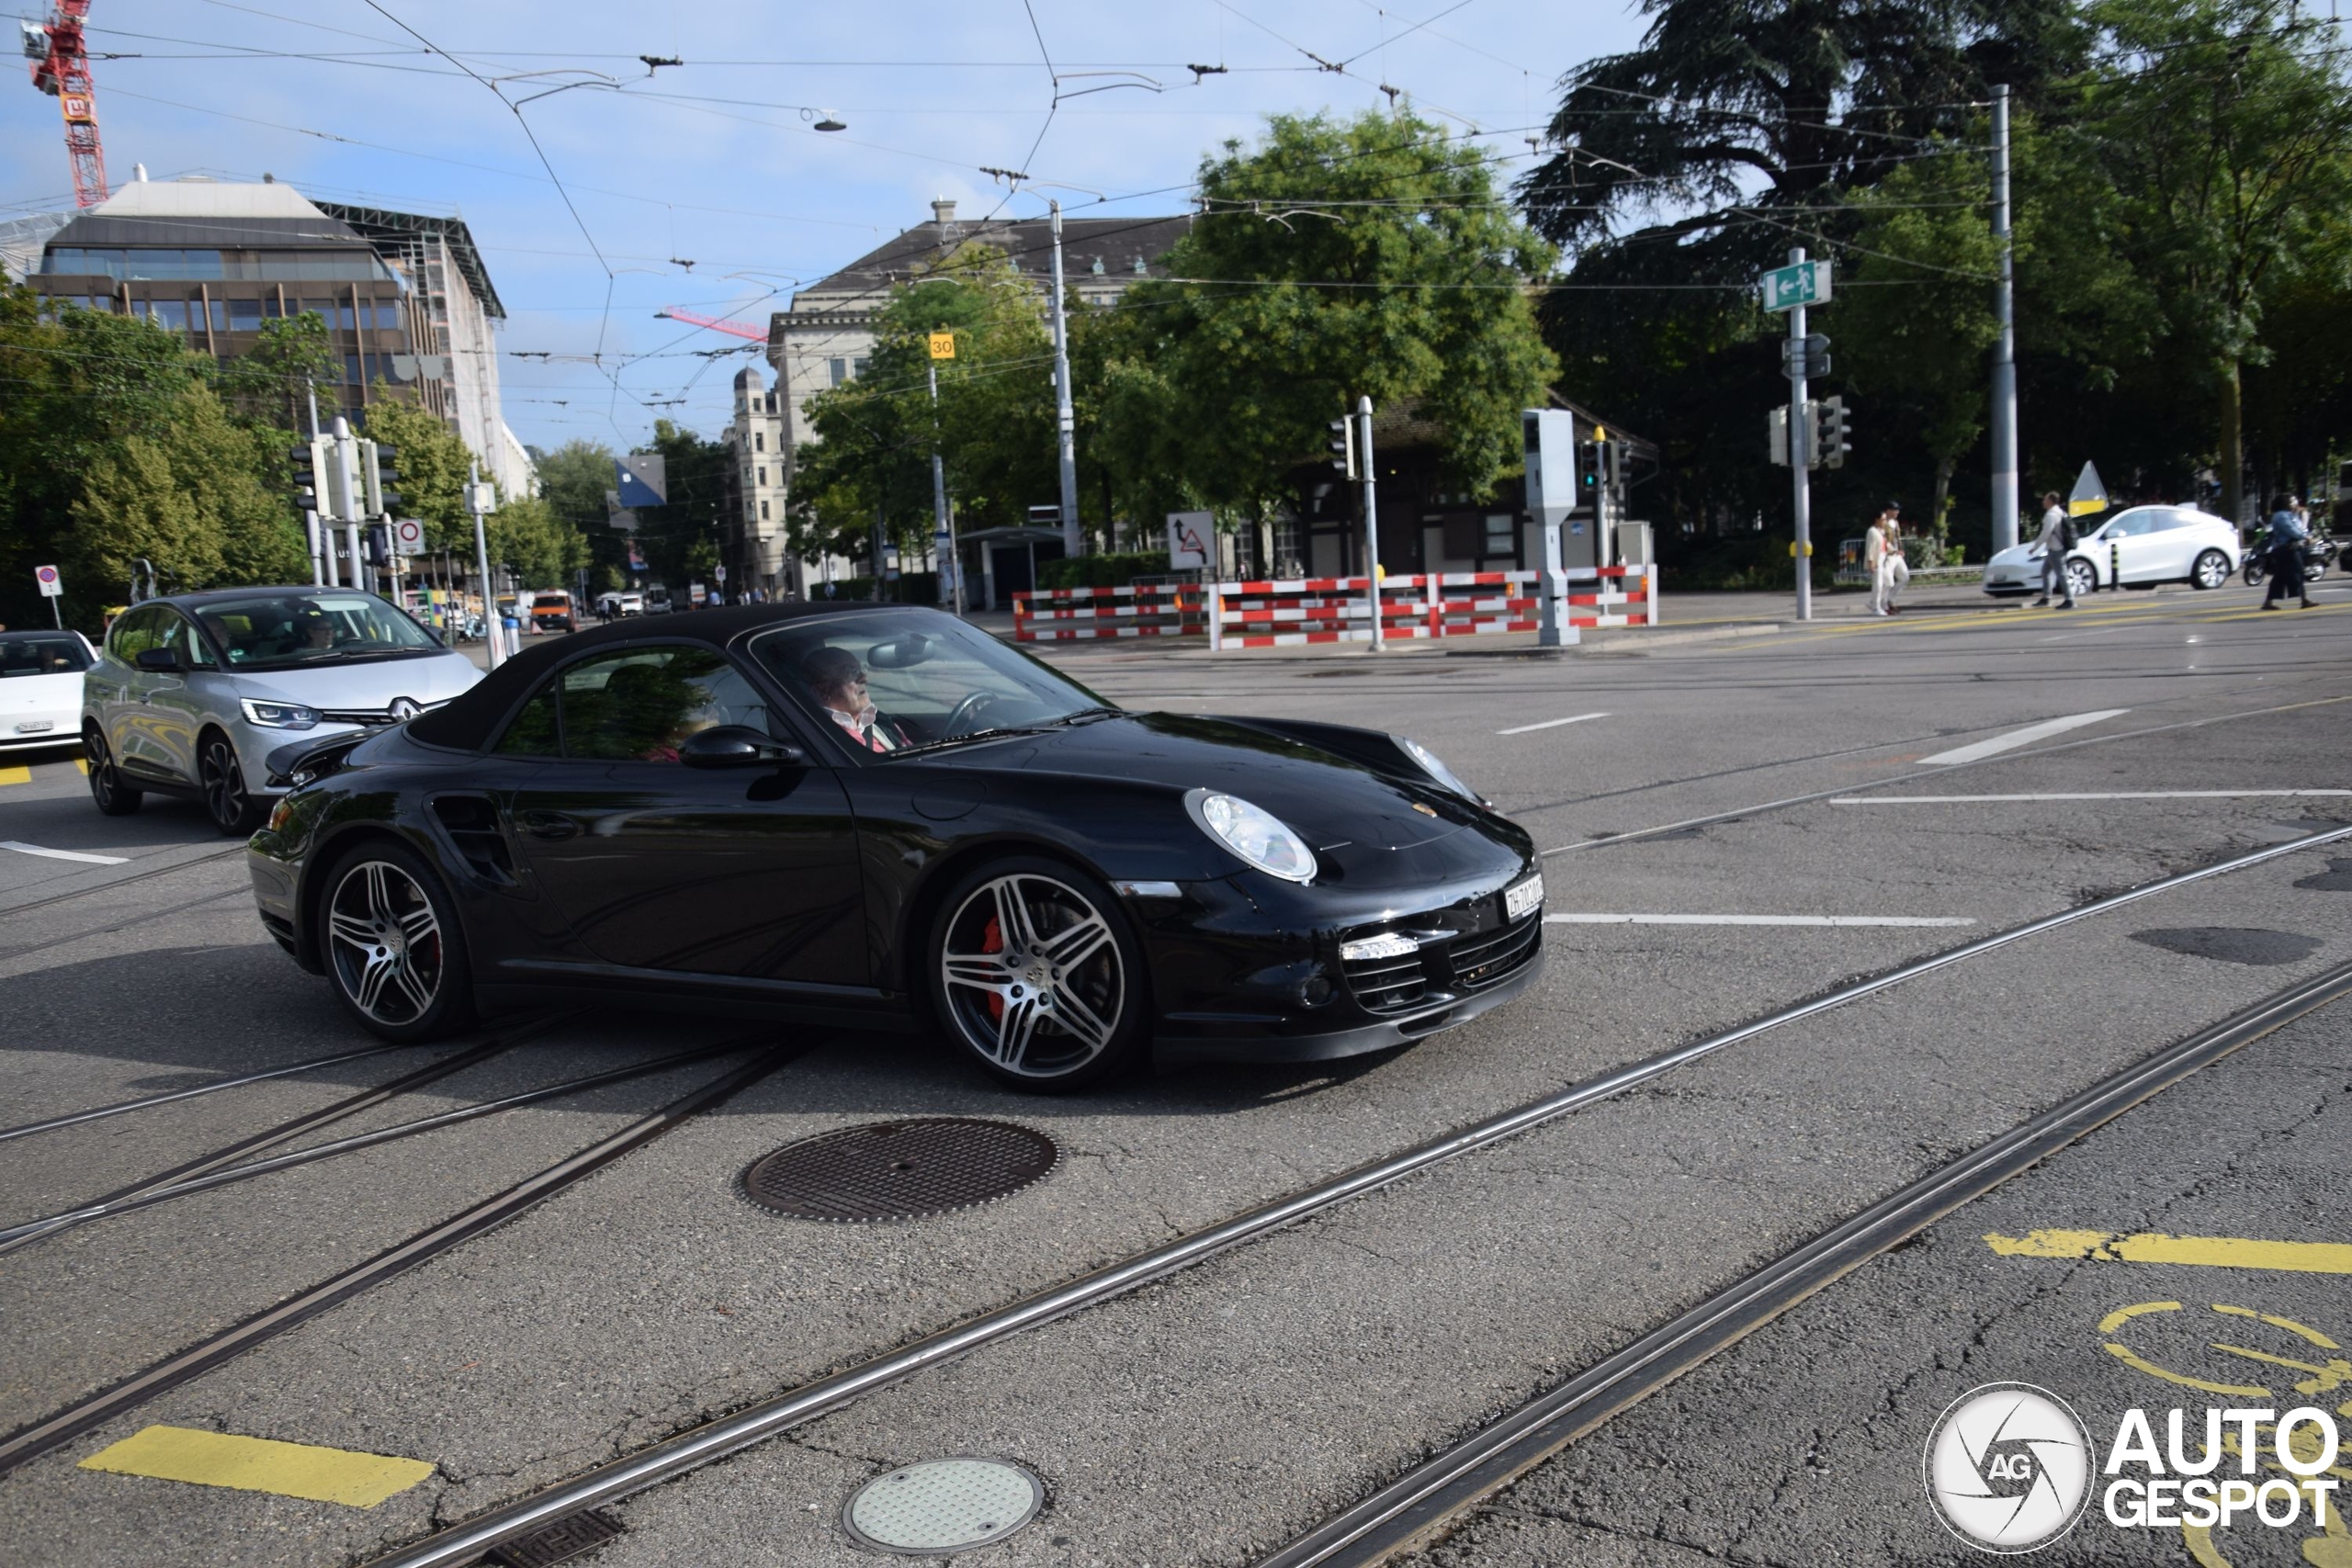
492,677 -> 562,758
560,646 -> 738,762
108,607 -> 161,665
158,612 -> 218,670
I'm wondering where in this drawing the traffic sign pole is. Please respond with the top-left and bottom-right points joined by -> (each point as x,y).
1787,248 -> 1813,622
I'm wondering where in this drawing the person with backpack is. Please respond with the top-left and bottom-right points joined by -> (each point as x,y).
2260,493 -> 2312,610
2031,491 -> 2076,608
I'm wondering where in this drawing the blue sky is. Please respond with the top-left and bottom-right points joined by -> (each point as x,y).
4,1 -> 1648,456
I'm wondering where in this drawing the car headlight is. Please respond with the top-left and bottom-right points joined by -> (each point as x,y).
240,698 -> 322,730
1184,788 -> 1317,884
1396,736 -> 1480,803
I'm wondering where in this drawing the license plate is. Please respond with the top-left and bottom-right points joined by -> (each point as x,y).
1503,874 -> 1544,920
13,720 -> 54,734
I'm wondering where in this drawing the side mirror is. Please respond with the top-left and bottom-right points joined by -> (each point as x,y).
679,725 -> 807,770
134,647 -> 183,673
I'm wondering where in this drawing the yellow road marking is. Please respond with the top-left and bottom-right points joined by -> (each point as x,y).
74,759 -> 87,775
0,766 -> 28,785
1987,1228 -> 2352,1273
78,1425 -> 433,1507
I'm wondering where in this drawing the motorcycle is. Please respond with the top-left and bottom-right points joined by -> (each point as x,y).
2242,529 -> 2336,588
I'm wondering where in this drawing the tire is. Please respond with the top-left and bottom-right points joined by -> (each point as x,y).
198,730 -> 261,836
317,840 -> 473,1042
926,854 -> 1148,1092
2064,558 -> 2098,601
2190,550 -> 2232,591
2243,558 -> 2267,588
84,724 -> 141,817
2308,556 -> 2330,583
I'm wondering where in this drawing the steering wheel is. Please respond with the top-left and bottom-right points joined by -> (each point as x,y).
941,690 -> 1001,738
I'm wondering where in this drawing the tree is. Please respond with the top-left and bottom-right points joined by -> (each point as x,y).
216,314 -> 338,433
534,438 -> 627,590
622,421 -> 730,587
1113,110 -> 1558,520
792,245 -> 1057,572
69,385 -> 309,593
2074,0 -> 2352,523
356,395 -> 474,552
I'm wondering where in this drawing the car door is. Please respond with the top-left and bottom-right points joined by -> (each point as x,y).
498,642 -> 869,988
2104,512 -> 2167,584
139,608 -> 220,782
102,606 -> 181,782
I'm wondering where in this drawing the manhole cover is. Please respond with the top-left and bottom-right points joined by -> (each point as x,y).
2129,928 -> 2324,966
2295,858 -> 2352,892
842,1457 -> 1043,1555
484,1507 -> 623,1567
742,1118 -> 1057,1222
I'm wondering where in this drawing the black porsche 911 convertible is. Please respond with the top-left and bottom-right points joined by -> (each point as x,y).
246,604 -> 1544,1090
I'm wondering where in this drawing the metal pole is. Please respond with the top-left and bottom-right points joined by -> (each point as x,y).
928,360 -> 959,614
303,377 -> 327,586
469,459 -> 501,671
1989,84 -> 2019,556
1788,247 -> 1813,623
1358,395 -> 1383,651
1049,200 -> 1080,557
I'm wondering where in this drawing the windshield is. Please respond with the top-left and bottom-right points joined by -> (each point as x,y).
0,631 -> 89,677
748,610 -> 1112,756
192,592 -> 442,670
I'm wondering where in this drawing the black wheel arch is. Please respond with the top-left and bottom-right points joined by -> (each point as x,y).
887,832 -> 1125,1007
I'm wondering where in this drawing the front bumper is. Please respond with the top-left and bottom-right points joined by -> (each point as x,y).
1156,943 -> 1544,1065
233,718 -> 368,796
1981,559 -> 2046,594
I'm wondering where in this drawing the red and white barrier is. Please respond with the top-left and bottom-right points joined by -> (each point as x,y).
1013,565 -> 1657,649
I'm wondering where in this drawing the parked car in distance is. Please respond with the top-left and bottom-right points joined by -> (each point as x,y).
528,592 -> 577,634
594,592 -> 647,619
1980,505 -> 2241,599
81,588 -> 481,835
2,628 -> 98,752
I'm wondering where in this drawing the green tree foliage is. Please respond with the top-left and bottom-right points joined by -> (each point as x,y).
216,314 -> 338,432
1111,111 -> 1558,516
357,395 -> 473,552
621,421 -> 730,587
533,437 -> 628,591
792,245 -> 1056,568
2071,0 -> 2352,522
70,384 -> 309,592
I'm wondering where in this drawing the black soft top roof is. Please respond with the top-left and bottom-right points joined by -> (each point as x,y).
403,602 -> 918,752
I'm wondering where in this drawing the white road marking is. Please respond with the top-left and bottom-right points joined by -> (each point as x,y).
1914,709 -> 2130,765
1497,711 -> 1610,736
0,840 -> 129,865
1544,913 -> 1976,928
1832,790 -> 2352,805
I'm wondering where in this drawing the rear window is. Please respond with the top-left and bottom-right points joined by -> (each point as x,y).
0,632 -> 89,677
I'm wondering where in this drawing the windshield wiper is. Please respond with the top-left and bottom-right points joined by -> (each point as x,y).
901,725 -> 1056,755
1046,706 -> 1121,726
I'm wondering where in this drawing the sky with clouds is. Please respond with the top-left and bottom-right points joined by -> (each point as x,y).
4,0 -> 1650,456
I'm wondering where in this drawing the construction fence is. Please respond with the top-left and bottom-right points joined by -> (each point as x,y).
1011,568 -> 1657,649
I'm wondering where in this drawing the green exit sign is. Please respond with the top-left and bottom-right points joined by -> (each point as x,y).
1759,260 -> 1833,312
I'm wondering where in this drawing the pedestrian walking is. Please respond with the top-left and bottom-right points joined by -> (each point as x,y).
2031,491 -> 2075,607
1865,502 -> 1905,615
2260,493 -> 2312,610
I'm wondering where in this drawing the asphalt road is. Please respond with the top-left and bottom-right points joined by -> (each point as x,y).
0,574 -> 2347,1568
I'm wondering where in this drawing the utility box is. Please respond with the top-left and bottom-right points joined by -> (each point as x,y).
1615,521 -> 1653,569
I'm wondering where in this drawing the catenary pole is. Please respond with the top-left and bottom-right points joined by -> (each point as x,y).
1788,248 -> 1812,623
1989,84 -> 2019,555
469,459 -> 501,671
304,377 -> 327,586
927,359 -> 961,615
1049,200 -> 1080,557
1359,395 -> 1383,651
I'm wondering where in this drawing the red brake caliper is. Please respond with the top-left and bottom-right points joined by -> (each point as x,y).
980,915 -> 1005,1023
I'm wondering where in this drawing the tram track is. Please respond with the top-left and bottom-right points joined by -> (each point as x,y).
0,844 -> 246,921
348,822 -> 2352,1568
0,1037 -> 812,1480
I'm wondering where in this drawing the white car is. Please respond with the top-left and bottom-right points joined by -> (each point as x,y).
1982,505 -> 2241,599
1,629 -> 99,752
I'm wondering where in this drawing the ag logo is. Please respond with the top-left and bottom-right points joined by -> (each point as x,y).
1923,1382 -> 2095,1553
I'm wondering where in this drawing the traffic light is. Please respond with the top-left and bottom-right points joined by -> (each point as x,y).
360,440 -> 402,515
366,523 -> 391,567
1818,396 -> 1852,469
1328,417 -> 1356,478
1577,440 -> 1603,497
1799,399 -> 1824,470
288,443 -> 321,513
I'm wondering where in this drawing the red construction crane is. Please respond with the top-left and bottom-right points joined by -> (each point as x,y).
656,307 -> 766,343
26,2 -> 107,209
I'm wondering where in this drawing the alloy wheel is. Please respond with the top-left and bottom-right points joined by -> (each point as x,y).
939,873 -> 1125,1078
325,860 -> 445,1025
2192,550 -> 2230,591
2065,559 -> 2097,600
200,737 -> 249,833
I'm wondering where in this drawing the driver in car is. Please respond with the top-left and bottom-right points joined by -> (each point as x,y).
803,646 -> 909,752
